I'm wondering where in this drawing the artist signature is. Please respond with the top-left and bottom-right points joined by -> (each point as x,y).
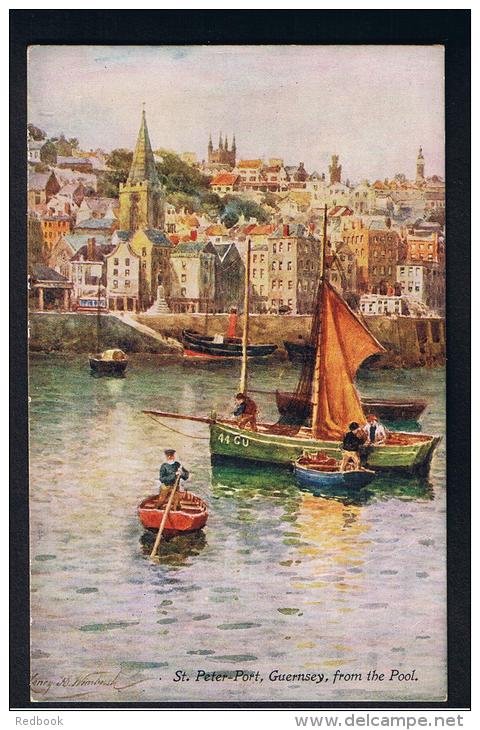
30,669 -> 149,699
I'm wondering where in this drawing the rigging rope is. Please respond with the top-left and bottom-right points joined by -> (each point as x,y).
146,413 -> 210,440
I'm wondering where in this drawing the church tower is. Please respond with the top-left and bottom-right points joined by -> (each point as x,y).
416,146 -> 425,185
329,154 -> 342,185
119,108 -> 165,231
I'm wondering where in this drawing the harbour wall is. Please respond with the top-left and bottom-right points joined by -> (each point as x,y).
29,311 -> 445,368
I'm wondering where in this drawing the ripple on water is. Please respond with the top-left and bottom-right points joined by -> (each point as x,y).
79,621 -> 139,632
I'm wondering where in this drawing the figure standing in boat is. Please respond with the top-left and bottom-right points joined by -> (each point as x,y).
158,449 -> 189,510
233,392 -> 258,431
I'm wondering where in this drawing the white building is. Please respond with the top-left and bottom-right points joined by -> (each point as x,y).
396,263 -> 444,314
105,236 -> 140,312
359,294 -> 407,316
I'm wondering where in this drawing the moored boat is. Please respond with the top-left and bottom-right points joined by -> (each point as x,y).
293,453 -> 375,491
138,490 -> 208,537
274,390 -> 427,423
89,349 -> 128,375
182,330 -> 277,360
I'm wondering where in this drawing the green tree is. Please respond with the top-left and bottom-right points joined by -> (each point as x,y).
426,208 -> 445,228
96,148 -> 133,197
220,196 -> 269,228
55,134 -> 73,157
27,123 -> 46,141
40,140 -> 57,165
155,151 -> 210,195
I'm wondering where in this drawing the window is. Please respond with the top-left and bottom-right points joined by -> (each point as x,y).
279,280 -> 283,289
125,281 -> 130,287
113,279 -> 118,288
279,242 -> 283,253
272,261 -> 276,271
287,242 -> 292,252
278,261 -> 283,271
113,268 -> 118,276
288,299 -> 293,307
260,269 -> 264,278
288,280 -> 293,290
272,280 -> 277,289
253,254 -> 257,263
125,269 -> 130,276
142,262 -> 146,270
125,258 -> 130,266
181,274 -> 186,283
273,244 -> 276,254
260,254 -> 265,264
114,258 -> 119,266
142,248 -> 147,257
287,261 -> 292,270
253,269 -> 257,278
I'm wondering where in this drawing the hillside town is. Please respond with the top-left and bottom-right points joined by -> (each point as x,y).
27,110 -> 445,319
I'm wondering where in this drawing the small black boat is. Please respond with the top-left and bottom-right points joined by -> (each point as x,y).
284,339 -> 314,363
275,389 -> 427,423
182,330 -> 277,360
89,349 -> 128,375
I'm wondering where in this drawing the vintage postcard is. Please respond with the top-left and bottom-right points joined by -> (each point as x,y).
25,42 -> 452,705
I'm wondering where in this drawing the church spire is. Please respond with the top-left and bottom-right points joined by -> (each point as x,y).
127,107 -> 159,185
219,132 -> 223,150
232,134 -> 236,152
224,134 -> 229,150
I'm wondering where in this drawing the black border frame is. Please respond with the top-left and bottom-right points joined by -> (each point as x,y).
10,9 -> 471,711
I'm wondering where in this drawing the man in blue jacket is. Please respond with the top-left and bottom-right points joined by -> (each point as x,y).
158,449 -> 189,509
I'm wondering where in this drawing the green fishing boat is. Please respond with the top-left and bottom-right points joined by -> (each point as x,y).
209,421 -> 440,475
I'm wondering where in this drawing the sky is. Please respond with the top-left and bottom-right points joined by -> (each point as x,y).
28,45 -> 444,182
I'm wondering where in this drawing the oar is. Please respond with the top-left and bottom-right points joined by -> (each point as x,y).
149,472 -> 181,560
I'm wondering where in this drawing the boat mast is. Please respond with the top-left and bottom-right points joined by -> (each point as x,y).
310,204 -> 328,438
239,238 -> 251,394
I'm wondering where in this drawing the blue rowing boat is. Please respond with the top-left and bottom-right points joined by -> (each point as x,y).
293,454 -> 375,493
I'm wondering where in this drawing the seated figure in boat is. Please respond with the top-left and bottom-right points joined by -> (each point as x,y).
233,392 -> 258,432
362,414 -> 387,446
340,422 -> 366,472
158,449 -> 189,510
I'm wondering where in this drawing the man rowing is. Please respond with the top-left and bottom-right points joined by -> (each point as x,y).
158,449 -> 189,510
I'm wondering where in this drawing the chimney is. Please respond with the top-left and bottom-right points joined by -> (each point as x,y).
87,237 -> 96,260
283,223 -> 289,236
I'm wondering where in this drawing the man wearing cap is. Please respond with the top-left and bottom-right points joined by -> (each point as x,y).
158,449 -> 189,509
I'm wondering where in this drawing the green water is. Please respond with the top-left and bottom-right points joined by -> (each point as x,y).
29,355 -> 446,703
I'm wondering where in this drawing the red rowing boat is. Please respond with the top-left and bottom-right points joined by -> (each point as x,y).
137,491 -> 208,537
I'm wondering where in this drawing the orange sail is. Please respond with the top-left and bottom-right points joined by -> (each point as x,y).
312,283 -> 385,439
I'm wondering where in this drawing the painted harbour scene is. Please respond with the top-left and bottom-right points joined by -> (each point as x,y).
28,45 -> 446,702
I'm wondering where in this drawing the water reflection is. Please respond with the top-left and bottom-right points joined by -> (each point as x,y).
211,457 -> 433,506
139,529 -> 207,565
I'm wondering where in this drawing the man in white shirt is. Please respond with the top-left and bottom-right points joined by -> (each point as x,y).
362,414 -> 387,446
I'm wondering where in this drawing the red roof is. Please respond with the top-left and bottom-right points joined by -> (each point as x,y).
210,172 -> 239,186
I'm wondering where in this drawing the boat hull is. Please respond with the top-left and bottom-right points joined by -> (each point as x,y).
137,492 -> 208,537
210,421 -> 440,475
89,358 -> 128,375
275,390 -> 427,423
293,462 -> 375,490
183,330 -> 277,359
